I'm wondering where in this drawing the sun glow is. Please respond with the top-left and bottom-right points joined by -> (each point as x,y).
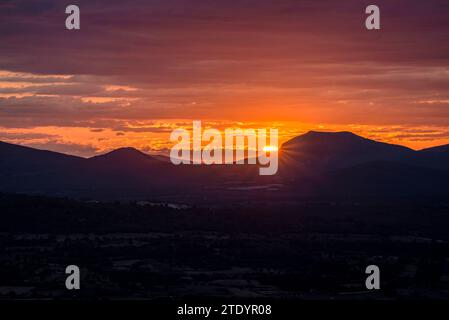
263,145 -> 279,153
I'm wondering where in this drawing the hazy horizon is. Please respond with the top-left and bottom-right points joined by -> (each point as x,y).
2,127 -> 448,159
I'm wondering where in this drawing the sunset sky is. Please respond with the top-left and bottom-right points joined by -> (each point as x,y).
0,0 -> 448,156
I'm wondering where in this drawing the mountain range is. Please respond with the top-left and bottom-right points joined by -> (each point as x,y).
1,131 -> 449,200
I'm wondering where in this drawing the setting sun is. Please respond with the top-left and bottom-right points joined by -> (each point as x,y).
263,145 -> 279,153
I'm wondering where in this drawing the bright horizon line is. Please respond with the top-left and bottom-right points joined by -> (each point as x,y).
2,129 -> 447,159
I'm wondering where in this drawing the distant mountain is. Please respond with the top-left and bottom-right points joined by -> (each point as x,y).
0,141 -> 263,198
1,131 -> 449,199
0,142 -> 171,197
90,147 -> 156,162
86,147 -> 168,174
0,141 -> 85,194
0,140 -> 82,173
279,131 -> 449,191
280,131 -> 414,173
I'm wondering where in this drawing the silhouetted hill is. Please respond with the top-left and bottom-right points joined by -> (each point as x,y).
89,147 -> 159,164
280,131 -> 414,173
0,141 -> 264,198
2,132 -> 449,199
420,144 -> 449,154
86,147 -> 168,175
0,140 -> 82,174
416,144 -> 449,170
0,141 -> 85,194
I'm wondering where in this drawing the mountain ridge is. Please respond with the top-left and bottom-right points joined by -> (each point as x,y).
2,130 -> 449,160
1,131 -> 449,199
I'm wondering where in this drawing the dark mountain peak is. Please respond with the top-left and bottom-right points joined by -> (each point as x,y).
280,131 -> 414,173
304,130 -> 357,137
283,130 -> 411,150
301,130 -> 362,141
88,147 -> 160,166
103,147 -> 145,157
90,147 -> 153,160
282,131 -> 368,149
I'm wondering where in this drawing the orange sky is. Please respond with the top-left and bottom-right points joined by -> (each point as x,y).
1,120 -> 449,157
0,1 -> 448,156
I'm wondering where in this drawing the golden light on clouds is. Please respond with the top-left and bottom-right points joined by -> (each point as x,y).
0,0 -> 448,158
1,120 -> 449,158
